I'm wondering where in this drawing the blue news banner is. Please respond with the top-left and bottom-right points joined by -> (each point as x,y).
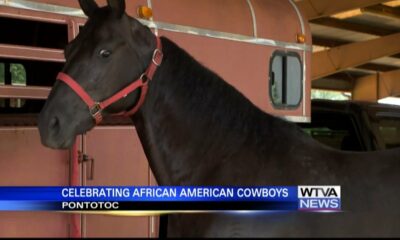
0,186 -> 341,213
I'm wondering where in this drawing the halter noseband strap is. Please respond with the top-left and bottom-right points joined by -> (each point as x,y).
56,37 -> 163,124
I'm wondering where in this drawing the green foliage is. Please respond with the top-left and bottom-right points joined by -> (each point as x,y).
0,63 -> 27,108
0,63 -> 4,85
0,63 -> 4,107
10,63 -> 26,86
311,89 -> 351,101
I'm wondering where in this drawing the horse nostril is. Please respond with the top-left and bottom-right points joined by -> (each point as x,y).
49,116 -> 60,133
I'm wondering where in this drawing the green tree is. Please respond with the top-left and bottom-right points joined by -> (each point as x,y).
311,90 -> 351,101
9,64 -> 27,108
10,64 -> 26,86
0,63 -> 4,108
0,63 -> 4,85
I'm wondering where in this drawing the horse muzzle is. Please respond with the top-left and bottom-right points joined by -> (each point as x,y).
38,106 -> 75,150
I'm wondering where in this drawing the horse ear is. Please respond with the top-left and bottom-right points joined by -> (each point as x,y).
78,0 -> 99,18
107,0 -> 126,17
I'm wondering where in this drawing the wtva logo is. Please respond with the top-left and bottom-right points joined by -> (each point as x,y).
298,186 -> 341,212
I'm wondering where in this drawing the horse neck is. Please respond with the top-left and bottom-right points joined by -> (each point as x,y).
132,37 -> 303,186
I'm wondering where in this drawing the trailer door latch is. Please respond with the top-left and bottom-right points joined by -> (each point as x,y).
78,151 -> 95,181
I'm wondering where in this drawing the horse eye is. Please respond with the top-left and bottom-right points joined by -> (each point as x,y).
99,49 -> 112,58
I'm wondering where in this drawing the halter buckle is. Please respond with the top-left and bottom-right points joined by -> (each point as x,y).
152,49 -> 163,66
90,102 -> 103,120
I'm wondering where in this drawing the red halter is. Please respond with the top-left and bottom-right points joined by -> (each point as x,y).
56,37 -> 163,124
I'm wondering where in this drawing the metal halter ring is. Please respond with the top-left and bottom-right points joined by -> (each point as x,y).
140,73 -> 150,84
152,49 -> 163,66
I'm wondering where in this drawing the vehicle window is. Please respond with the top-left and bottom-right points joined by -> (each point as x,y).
300,112 -> 364,151
377,118 -> 400,149
303,127 -> 351,150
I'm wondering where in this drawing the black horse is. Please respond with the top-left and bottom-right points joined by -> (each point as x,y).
38,0 -> 400,237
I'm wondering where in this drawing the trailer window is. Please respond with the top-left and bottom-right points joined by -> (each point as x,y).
0,17 -> 68,49
0,57 -> 63,115
270,51 -> 302,108
0,58 -> 62,87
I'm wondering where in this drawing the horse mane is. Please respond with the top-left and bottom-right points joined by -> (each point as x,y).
152,37 -> 309,154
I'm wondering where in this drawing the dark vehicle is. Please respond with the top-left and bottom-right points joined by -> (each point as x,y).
299,100 -> 400,152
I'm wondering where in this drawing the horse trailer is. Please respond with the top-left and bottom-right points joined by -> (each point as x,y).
0,0 -> 311,237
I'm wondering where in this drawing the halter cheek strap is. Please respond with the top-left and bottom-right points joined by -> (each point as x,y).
56,37 -> 163,125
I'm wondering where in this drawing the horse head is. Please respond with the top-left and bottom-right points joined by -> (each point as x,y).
38,0 -> 158,149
